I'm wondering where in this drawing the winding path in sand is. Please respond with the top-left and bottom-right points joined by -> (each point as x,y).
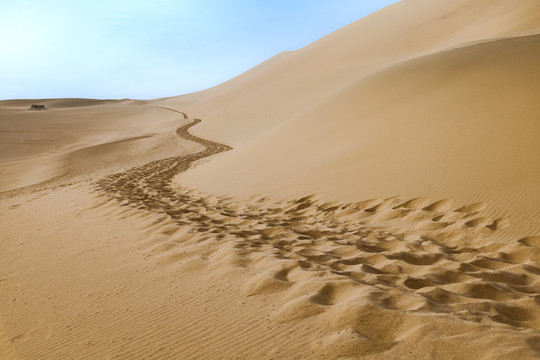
95,110 -> 540,350
96,111 -> 232,218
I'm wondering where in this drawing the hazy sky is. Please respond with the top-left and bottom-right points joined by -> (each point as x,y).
1,1 -> 399,100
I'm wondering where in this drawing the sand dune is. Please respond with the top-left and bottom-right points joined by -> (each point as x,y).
1,0 -> 540,359
154,0 -> 540,146
179,33 -> 540,239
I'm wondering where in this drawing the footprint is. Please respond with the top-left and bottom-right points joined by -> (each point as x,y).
492,303 -> 533,326
385,251 -> 440,266
422,199 -> 453,212
486,217 -> 510,230
455,202 -> 486,213
519,236 -> 540,248
393,197 -> 431,210
241,271 -> 292,296
465,217 -> 491,228
403,277 -> 434,289
451,281 -> 515,301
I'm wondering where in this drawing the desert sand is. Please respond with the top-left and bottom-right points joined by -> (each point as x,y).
1,0 -> 540,359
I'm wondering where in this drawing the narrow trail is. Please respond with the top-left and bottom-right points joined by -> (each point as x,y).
96,117 -> 232,222
95,113 -> 540,353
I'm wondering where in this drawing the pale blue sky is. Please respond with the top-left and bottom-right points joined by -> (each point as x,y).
1,1 -> 399,100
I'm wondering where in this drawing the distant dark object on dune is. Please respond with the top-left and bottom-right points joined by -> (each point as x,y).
28,104 -> 46,111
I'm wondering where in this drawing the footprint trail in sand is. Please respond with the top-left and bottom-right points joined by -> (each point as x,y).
96,112 -> 540,357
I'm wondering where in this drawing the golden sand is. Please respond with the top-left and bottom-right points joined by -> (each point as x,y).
1,0 -> 540,358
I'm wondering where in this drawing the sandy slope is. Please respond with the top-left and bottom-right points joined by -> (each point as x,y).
179,33 -> 540,239
2,113 -> 539,359
1,0 -> 540,359
176,0 -> 540,240
155,0 -> 540,146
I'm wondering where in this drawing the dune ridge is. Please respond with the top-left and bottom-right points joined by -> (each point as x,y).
154,0 -> 540,146
178,27 -> 540,240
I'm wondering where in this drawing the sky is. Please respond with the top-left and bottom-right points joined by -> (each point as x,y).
1,0 -> 400,100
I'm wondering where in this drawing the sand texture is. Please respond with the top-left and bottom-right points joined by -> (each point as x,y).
1,0 -> 540,359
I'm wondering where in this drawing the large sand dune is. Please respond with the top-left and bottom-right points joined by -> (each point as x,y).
1,0 -> 540,359
178,33 -> 540,239
155,0 -> 540,146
